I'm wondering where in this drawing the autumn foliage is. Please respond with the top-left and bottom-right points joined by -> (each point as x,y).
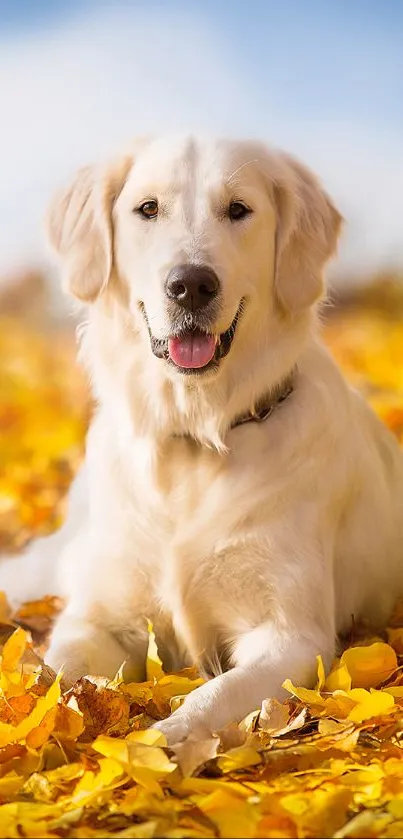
2,293 -> 403,838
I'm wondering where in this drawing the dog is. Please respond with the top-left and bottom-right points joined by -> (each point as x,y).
1,135 -> 403,745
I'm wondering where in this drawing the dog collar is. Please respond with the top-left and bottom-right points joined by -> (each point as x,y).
230,371 -> 295,430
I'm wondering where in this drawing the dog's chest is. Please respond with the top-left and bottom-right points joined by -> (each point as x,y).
143,436 -> 231,528
130,432 -> 272,578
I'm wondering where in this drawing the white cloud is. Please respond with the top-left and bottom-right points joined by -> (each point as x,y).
0,4 -> 402,286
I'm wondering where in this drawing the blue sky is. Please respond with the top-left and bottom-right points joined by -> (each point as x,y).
2,0 -> 402,126
0,0 -> 402,281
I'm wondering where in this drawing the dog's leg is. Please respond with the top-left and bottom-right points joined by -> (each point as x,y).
46,605 -> 149,685
154,619 -> 334,744
156,517 -> 337,744
46,613 -> 129,684
45,535 -> 151,685
155,531 -> 336,745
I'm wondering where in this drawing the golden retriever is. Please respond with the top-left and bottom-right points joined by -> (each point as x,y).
2,135 -> 403,745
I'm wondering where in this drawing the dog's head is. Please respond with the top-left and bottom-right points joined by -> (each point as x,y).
47,136 -> 342,380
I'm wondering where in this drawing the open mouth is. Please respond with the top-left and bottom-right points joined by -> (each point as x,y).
140,301 -> 244,374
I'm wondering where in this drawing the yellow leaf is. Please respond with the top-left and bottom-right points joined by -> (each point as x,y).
121,681 -> 154,705
179,777 -> 244,797
93,731 -> 177,798
0,801 -> 62,839
72,758 -> 125,807
198,788 -> 262,839
1,627 -> 28,673
44,763 -> 85,785
340,642 -> 397,688
317,718 -> 356,742
151,673 -> 205,716
0,592 -> 12,624
109,823 -> 158,838
217,745 -> 262,773
0,627 -> 32,697
323,690 -> 357,719
94,729 -> 168,761
146,621 -> 164,681
92,734 -> 129,763
281,787 -> 353,837
324,661 -> 352,692
125,767 -> 165,798
347,688 -> 395,721
384,686 -> 403,698
388,797 -> 403,818
282,678 -> 326,708
316,655 -> 326,690
0,772 -> 24,798
126,728 -> 168,748
126,741 -> 177,776
53,702 -> 84,741
25,706 -> 58,750
0,675 -> 61,748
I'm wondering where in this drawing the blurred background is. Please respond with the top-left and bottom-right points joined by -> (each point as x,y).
1,0 -> 403,550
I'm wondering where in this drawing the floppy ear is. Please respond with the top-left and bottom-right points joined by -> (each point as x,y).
273,153 -> 343,313
46,157 -> 132,302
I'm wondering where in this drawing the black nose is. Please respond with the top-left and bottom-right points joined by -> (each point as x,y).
165,264 -> 220,311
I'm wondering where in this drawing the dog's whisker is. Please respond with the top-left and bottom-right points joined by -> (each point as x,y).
226,158 -> 259,186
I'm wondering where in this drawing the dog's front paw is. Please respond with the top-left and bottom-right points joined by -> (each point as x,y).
154,707 -> 213,746
154,713 -> 191,745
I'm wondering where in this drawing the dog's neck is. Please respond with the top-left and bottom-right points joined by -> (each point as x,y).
80,299 -> 315,452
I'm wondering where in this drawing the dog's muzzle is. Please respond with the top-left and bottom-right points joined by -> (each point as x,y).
144,305 -> 244,375
140,298 -> 244,375
139,263 -> 244,375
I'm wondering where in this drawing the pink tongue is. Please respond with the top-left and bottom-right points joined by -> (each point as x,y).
168,333 -> 217,369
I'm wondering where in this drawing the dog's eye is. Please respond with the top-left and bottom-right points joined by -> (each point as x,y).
228,201 -> 251,222
137,200 -> 158,219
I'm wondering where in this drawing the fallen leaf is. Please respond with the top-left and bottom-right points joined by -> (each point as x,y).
324,660 -> 352,692
172,734 -> 219,777
66,677 -> 130,739
217,745 -> 262,774
347,688 -> 395,722
146,621 -> 164,682
14,596 -> 63,636
282,679 -> 326,709
340,642 -> 398,688
0,674 -> 61,748
259,699 -> 307,738
150,673 -> 205,718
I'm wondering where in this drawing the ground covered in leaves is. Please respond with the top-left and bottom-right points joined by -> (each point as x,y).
2,294 -> 403,838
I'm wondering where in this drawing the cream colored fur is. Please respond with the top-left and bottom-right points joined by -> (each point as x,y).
1,135 -> 403,745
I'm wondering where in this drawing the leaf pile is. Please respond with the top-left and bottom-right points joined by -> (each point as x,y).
2,302 -> 403,837
0,317 -> 88,552
325,308 -> 403,443
2,612 -> 403,838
